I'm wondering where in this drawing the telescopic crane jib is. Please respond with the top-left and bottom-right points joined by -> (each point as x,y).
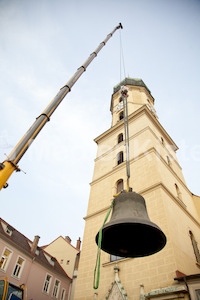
0,23 -> 123,190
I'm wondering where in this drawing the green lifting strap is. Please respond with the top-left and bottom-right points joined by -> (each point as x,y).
93,198 -> 115,290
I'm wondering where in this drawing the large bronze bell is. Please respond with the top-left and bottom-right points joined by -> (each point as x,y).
96,191 -> 166,257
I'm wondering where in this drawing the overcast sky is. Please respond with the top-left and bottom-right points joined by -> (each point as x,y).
0,0 -> 200,247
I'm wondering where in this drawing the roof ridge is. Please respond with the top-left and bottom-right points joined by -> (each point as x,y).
42,235 -> 80,251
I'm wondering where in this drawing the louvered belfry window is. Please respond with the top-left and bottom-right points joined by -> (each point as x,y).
117,152 -> 123,165
119,111 -> 124,120
118,133 -> 123,144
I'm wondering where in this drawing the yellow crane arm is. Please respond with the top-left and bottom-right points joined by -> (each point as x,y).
0,23 -> 123,190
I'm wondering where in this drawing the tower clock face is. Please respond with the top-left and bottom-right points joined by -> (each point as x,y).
114,102 -> 123,112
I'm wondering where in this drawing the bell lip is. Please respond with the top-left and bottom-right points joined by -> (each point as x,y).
95,221 -> 167,258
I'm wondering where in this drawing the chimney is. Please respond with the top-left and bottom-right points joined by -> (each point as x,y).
31,235 -> 40,254
76,237 -> 81,250
65,236 -> 71,244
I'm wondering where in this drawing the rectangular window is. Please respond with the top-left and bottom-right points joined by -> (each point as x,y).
12,257 -> 24,278
0,248 -> 12,271
43,274 -> 52,294
52,279 -> 60,298
61,288 -> 66,300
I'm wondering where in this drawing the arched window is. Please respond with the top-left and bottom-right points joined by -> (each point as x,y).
117,152 -> 123,165
189,231 -> 200,263
118,133 -> 123,144
119,97 -> 123,103
161,137 -> 165,145
117,179 -> 124,193
119,111 -> 124,120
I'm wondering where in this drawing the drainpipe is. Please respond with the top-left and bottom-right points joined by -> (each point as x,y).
24,257 -> 35,285
183,277 -> 192,300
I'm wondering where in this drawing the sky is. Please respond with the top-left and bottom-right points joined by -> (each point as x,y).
0,0 -> 200,248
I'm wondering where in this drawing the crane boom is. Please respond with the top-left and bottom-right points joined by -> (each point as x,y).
0,23 -> 123,190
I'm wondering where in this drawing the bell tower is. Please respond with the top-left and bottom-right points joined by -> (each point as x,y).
74,78 -> 200,300
111,78 -> 157,127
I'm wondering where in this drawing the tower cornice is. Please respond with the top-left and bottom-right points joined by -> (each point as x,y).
91,146 -> 186,193
94,105 -> 178,151
84,182 -> 200,229
113,78 -> 153,97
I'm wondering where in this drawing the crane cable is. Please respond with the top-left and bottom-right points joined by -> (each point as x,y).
93,29 -> 128,291
121,87 -> 130,192
119,31 -> 130,191
119,29 -> 126,82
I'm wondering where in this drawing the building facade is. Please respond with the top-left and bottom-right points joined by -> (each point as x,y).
0,218 -> 72,300
74,78 -> 200,299
44,236 -> 81,300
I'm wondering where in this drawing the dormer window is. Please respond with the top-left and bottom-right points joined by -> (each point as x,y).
50,258 -> 55,266
43,252 -> 56,266
35,248 -> 40,255
6,226 -> 13,236
49,257 -> 56,267
1,221 -> 14,236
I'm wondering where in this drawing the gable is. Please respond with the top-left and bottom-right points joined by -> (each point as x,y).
107,282 -> 124,300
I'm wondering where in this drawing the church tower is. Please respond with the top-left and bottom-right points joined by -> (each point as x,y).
74,78 -> 200,300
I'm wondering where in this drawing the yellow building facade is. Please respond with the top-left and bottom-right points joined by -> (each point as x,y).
44,236 -> 81,300
74,78 -> 200,300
